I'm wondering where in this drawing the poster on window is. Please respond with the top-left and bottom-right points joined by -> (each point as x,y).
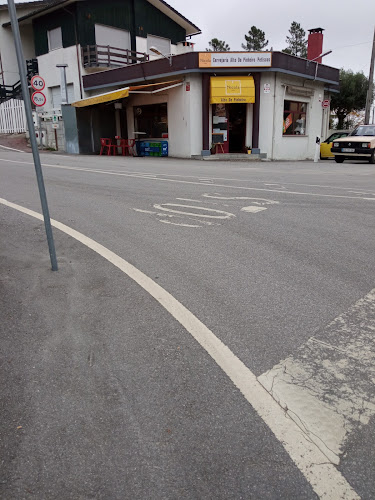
283,113 -> 292,133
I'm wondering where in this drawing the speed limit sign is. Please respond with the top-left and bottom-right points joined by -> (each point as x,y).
31,91 -> 46,107
31,75 -> 45,91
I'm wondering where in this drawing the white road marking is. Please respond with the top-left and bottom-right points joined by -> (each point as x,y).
0,196 -> 360,499
0,158 -> 374,201
132,208 -> 156,214
2,153 -> 375,194
153,203 -> 235,219
175,198 -> 230,207
0,144 -> 26,153
133,205 -> 219,228
202,194 -> 279,205
159,220 -> 201,228
264,183 -> 286,189
175,198 -> 204,203
258,288 -> 375,467
241,206 -> 268,213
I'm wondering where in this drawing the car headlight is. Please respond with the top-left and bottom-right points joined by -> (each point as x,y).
333,142 -> 339,147
362,143 -> 370,148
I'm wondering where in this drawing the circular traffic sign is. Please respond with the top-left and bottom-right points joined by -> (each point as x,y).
31,91 -> 46,107
322,99 -> 330,108
31,75 -> 45,91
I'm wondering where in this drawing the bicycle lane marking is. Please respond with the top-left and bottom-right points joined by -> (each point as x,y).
0,197 -> 359,499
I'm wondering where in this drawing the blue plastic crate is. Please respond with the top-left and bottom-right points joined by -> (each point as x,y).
161,141 -> 168,156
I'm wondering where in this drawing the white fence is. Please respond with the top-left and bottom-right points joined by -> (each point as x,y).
0,98 -> 26,133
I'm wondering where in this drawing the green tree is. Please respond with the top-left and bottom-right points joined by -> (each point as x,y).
242,26 -> 268,51
282,21 -> 307,58
206,38 -> 230,52
331,69 -> 369,129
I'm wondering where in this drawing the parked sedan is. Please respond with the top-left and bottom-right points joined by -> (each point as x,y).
331,125 -> 375,164
320,131 -> 350,159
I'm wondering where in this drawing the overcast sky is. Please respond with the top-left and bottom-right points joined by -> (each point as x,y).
2,0 -> 374,75
173,0 -> 374,75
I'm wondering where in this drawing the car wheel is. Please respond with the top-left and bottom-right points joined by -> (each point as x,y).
334,156 -> 345,163
369,151 -> 375,164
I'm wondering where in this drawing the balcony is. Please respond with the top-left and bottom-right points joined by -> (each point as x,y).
81,45 -> 149,69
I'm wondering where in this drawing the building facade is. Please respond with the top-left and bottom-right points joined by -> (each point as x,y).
71,51 -> 339,160
1,0 -> 199,145
1,1 -> 339,160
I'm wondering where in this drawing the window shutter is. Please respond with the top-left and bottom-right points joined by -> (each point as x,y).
48,27 -> 63,51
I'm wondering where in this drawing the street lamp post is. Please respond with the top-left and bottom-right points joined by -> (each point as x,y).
149,46 -> 172,66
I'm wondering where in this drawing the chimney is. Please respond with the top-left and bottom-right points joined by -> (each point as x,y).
308,28 -> 324,62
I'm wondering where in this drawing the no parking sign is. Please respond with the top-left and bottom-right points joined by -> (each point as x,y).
31,91 -> 46,107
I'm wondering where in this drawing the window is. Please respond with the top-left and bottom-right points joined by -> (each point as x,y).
134,103 -> 168,138
47,27 -> 62,51
283,100 -> 307,135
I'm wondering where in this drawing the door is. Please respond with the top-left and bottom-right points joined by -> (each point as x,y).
228,103 -> 246,153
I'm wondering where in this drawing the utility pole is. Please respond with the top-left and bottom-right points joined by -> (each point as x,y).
7,0 -> 58,271
365,26 -> 375,124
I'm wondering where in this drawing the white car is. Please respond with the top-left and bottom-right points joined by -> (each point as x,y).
331,125 -> 375,164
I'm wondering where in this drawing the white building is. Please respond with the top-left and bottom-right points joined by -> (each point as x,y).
1,3 -> 339,160
71,48 -> 338,160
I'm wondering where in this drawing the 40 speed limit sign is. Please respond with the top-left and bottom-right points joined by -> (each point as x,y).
30,75 -> 45,91
31,91 -> 46,107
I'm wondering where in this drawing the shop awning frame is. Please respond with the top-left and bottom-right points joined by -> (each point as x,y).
71,80 -> 184,108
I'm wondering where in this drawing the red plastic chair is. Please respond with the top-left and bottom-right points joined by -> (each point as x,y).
100,138 -> 112,155
118,139 -> 136,156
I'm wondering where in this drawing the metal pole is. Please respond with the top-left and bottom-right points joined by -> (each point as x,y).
365,26 -> 375,125
7,0 -> 58,271
56,64 -> 68,105
54,127 -> 59,151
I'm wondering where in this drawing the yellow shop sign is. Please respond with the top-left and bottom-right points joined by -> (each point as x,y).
210,76 -> 255,104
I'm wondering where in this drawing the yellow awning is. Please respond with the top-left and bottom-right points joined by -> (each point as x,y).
71,80 -> 184,108
210,76 -> 255,104
71,87 -> 130,107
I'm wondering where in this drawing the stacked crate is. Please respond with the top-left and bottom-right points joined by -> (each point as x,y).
138,141 -> 168,157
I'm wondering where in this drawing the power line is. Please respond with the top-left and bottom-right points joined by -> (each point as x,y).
332,41 -> 372,51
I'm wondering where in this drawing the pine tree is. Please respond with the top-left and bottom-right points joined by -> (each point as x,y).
282,21 -> 307,58
242,26 -> 268,51
206,38 -> 230,52
331,69 -> 369,129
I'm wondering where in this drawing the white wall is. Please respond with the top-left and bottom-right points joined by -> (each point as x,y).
259,72 -> 325,160
126,73 -> 202,158
245,103 -> 253,149
188,74 -> 202,156
37,46 -> 83,111
0,9 -> 36,86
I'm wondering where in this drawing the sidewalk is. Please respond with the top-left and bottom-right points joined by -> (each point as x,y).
0,133 -> 30,152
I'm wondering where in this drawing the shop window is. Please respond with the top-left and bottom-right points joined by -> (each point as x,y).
283,100 -> 307,135
47,27 -> 62,51
134,103 -> 168,139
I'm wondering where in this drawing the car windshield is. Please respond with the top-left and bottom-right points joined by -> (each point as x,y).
350,126 -> 375,137
326,132 -> 348,142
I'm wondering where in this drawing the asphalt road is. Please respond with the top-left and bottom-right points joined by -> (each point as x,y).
1,150 -> 375,499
